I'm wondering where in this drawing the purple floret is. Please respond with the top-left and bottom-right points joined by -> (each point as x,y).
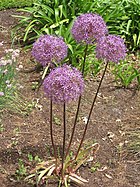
43,64 -> 84,104
32,35 -> 68,66
71,13 -> 108,44
96,35 -> 127,63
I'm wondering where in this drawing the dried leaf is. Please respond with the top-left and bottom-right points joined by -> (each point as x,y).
105,173 -> 113,179
47,166 -> 55,176
37,165 -> 54,184
70,173 -> 88,183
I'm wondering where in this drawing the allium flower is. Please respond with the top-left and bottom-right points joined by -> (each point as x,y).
43,64 -> 84,103
95,35 -> 127,63
71,13 -> 108,44
32,35 -> 68,66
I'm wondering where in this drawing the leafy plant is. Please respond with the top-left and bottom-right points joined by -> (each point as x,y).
120,0 -> 140,51
88,0 -> 140,51
0,49 -> 34,114
12,1 -> 84,74
0,124 -> 5,133
90,162 -> 101,173
16,159 -> 27,180
28,153 -> 42,163
13,0 -> 140,51
25,143 -> 99,186
112,60 -> 140,88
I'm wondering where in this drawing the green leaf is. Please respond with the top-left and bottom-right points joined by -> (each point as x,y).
50,19 -> 69,29
137,32 -> 140,45
58,5 -> 63,18
23,20 -> 39,41
54,8 -> 59,22
67,44 -> 74,53
127,74 -> 138,84
17,7 -> 35,13
53,117 -> 61,126
41,28 -> 50,34
133,34 -> 137,47
37,168 -> 49,184
126,20 -> 132,32
40,4 -> 54,14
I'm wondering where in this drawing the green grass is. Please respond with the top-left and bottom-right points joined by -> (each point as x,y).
0,0 -> 34,10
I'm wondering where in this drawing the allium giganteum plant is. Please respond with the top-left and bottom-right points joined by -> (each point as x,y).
27,13 -> 127,186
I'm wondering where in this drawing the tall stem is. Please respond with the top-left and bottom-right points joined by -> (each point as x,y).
75,60 -> 109,160
65,44 -> 88,157
81,44 -> 88,75
50,99 -> 57,166
61,102 -> 66,179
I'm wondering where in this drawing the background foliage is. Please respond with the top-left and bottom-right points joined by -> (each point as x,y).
0,0 -> 34,10
12,0 -> 140,51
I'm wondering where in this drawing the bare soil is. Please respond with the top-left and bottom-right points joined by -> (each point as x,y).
0,9 -> 140,187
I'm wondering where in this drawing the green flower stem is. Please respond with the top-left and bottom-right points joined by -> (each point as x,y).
81,44 -> 88,75
65,44 -> 88,157
50,99 -> 57,169
62,102 -> 66,180
75,60 -> 109,160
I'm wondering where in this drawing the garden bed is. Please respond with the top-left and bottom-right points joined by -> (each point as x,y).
0,9 -> 140,187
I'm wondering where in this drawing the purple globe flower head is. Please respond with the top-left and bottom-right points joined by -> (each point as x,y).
32,35 -> 68,66
71,13 -> 108,44
43,64 -> 84,104
95,35 -> 127,63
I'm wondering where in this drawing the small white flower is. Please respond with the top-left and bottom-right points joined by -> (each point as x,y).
15,49 -> 20,53
82,116 -> 88,124
116,119 -> 121,122
5,80 -> 10,84
0,91 -> 4,96
5,49 -> 13,53
3,69 -> 8,74
7,84 -> 12,88
0,41 -> 4,46
6,59 -> 12,65
18,64 -> 23,69
0,60 -> 7,66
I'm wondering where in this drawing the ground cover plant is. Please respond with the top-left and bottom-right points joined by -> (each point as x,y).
0,48 -> 32,114
0,0 -> 34,10
0,3 -> 140,187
